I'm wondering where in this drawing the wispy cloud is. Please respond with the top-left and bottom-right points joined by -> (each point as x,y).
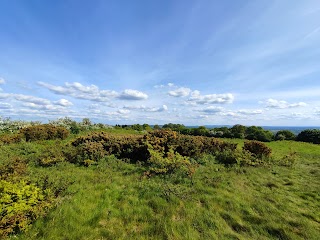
188,91 -> 234,105
168,87 -> 191,97
0,102 -> 11,109
123,104 -> 168,112
54,99 -> 73,107
38,81 -> 148,102
262,99 -> 307,109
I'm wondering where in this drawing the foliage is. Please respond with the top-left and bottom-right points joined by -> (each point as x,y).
0,157 -> 27,181
230,124 -> 246,139
162,123 -> 186,132
0,117 -> 41,134
243,140 -> 272,158
71,132 -> 148,163
296,129 -> 320,144
13,138 -> 320,240
275,130 -> 296,141
0,133 -> 23,145
145,145 -> 195,178
0,180 -> 51,237
70,130 -> 238,167
20,125 -> 69,142
0,126 -> 319,239
245,126 -> 274,142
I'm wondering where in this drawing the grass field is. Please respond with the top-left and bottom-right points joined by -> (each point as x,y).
1,132 -> 320,240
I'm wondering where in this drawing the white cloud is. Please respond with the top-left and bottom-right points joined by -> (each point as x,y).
145,105 -> 168,112
123,104 -> 168,112
199,106 -> 224,114
65,82 -> 99,93
237,109 -> 263,115
117,109 -> 130,114
188,92 -> 234,104
39,81 -> 147,102
0,103 -> 12,109
0,93 -> 12,99
54,99 -> 73,107
263,99 -> 307,109
220,111 -> 238,117
14,94 -> 51,105
168,87 -> 191,97
154,82 -> 175,89
0,78 -> 5,84
38,81 -> 115,101
118,89 -> 148,100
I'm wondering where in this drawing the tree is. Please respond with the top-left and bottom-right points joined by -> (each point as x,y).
82,118 -> 92,126
245,126 -> 273,142
230,124 -> 246,139
142,123 -> 152,131
275,130 -> 296,141
297,129 -> 320,144
162,123 -> 186,132
153,124 -> 161,130
192,126 -> 209,136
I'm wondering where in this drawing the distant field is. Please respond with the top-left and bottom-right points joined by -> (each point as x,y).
1,130 -> 319,240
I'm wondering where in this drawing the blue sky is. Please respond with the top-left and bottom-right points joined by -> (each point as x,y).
0,0 -> 320,126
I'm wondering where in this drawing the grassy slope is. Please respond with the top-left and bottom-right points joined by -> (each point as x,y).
3,138 -> 320,240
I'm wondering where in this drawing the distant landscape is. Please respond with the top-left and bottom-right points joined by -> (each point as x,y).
191,125 -> 320,135
1,0 -> 320,239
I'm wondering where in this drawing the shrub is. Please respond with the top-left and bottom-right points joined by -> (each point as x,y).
275,130 -> 296,141
0,157 -> 27,181
72,132 -> 148,163
0,180 -> 52,237
0,133 -> 22,145
77,141 -> 105,162
69,121 -> 80,134
71,130 -> 238,164
243,141 -> 272,158
296,129 -> 320,144
32,143 -> 67,167
146,145 -> 195,178
20,125 -> 69,142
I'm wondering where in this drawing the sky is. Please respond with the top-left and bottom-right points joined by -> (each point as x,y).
0,0 -> 320,126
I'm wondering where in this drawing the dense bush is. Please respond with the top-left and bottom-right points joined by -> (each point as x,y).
275,130 -> 296,141
71,132 -> 148,163
243,141 -> 272,158
0,180 -> 52,237
0,133 -> 22,145
71,130 -> 238,166
245,126 -> 274,142
0,157 -> 27,181
145,145 -> 195,178
20,125 -> 69,142
296,129 -> 320,144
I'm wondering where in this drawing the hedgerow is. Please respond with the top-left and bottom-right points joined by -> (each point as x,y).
20,125 -> 69,142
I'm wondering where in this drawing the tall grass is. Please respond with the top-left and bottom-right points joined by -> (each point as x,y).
2,137 -> 320,239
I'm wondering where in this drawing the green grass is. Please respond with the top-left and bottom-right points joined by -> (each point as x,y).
2,138 -> 320,239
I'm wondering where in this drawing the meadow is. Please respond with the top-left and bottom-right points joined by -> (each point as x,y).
1,126 -> 319,240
